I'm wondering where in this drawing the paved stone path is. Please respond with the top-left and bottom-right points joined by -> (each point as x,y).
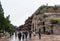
0,38 -> 9,41
27,34 -> 60,41
1,34 -> 60,41
38,34 -> 60,41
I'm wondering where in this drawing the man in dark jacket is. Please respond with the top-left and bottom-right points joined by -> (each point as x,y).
29,31 -> 32,39
38,28 -> 41,39
18,32 -> 22,41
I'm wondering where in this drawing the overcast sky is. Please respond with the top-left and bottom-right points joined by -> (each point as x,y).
0,0 -> 60,26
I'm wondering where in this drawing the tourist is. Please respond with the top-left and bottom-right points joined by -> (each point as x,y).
22,32 -> 25,41
24,30 -> 28,39
38,28 -> 41,39
33,31 -> 36,36
29,31 -> 32,39
18,31 -> 22,41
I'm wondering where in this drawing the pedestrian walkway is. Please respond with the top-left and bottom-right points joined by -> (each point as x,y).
8,34 -> 60,41
41,34 -> 60,41
26,34 -> 60,41
0,37 -> 9,41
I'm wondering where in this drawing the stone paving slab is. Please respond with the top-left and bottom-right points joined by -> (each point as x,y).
26,34 -> 60,41
7,34 -> 60,41
0,38 -> 9,41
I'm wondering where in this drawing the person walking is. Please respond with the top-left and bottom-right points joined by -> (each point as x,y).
29,31 -> 32,39
18,31 -> 22,41
22,32 -> 25,41
24,31 -> 28,39
15,31 -> 17,37
33,31 -> 36,36
38,28 -> 41,39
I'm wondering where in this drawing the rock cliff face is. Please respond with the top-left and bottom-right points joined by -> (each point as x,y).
25,5 -> 60,34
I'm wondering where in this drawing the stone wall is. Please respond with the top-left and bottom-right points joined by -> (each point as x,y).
25,5 -> 60,34
31,6 -> 60,34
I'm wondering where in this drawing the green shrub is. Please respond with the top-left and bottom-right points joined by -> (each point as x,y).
50,18 -> 60,24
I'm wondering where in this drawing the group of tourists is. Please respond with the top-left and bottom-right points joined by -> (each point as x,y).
18,30 -> 28,41
18,28 -> 41,41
